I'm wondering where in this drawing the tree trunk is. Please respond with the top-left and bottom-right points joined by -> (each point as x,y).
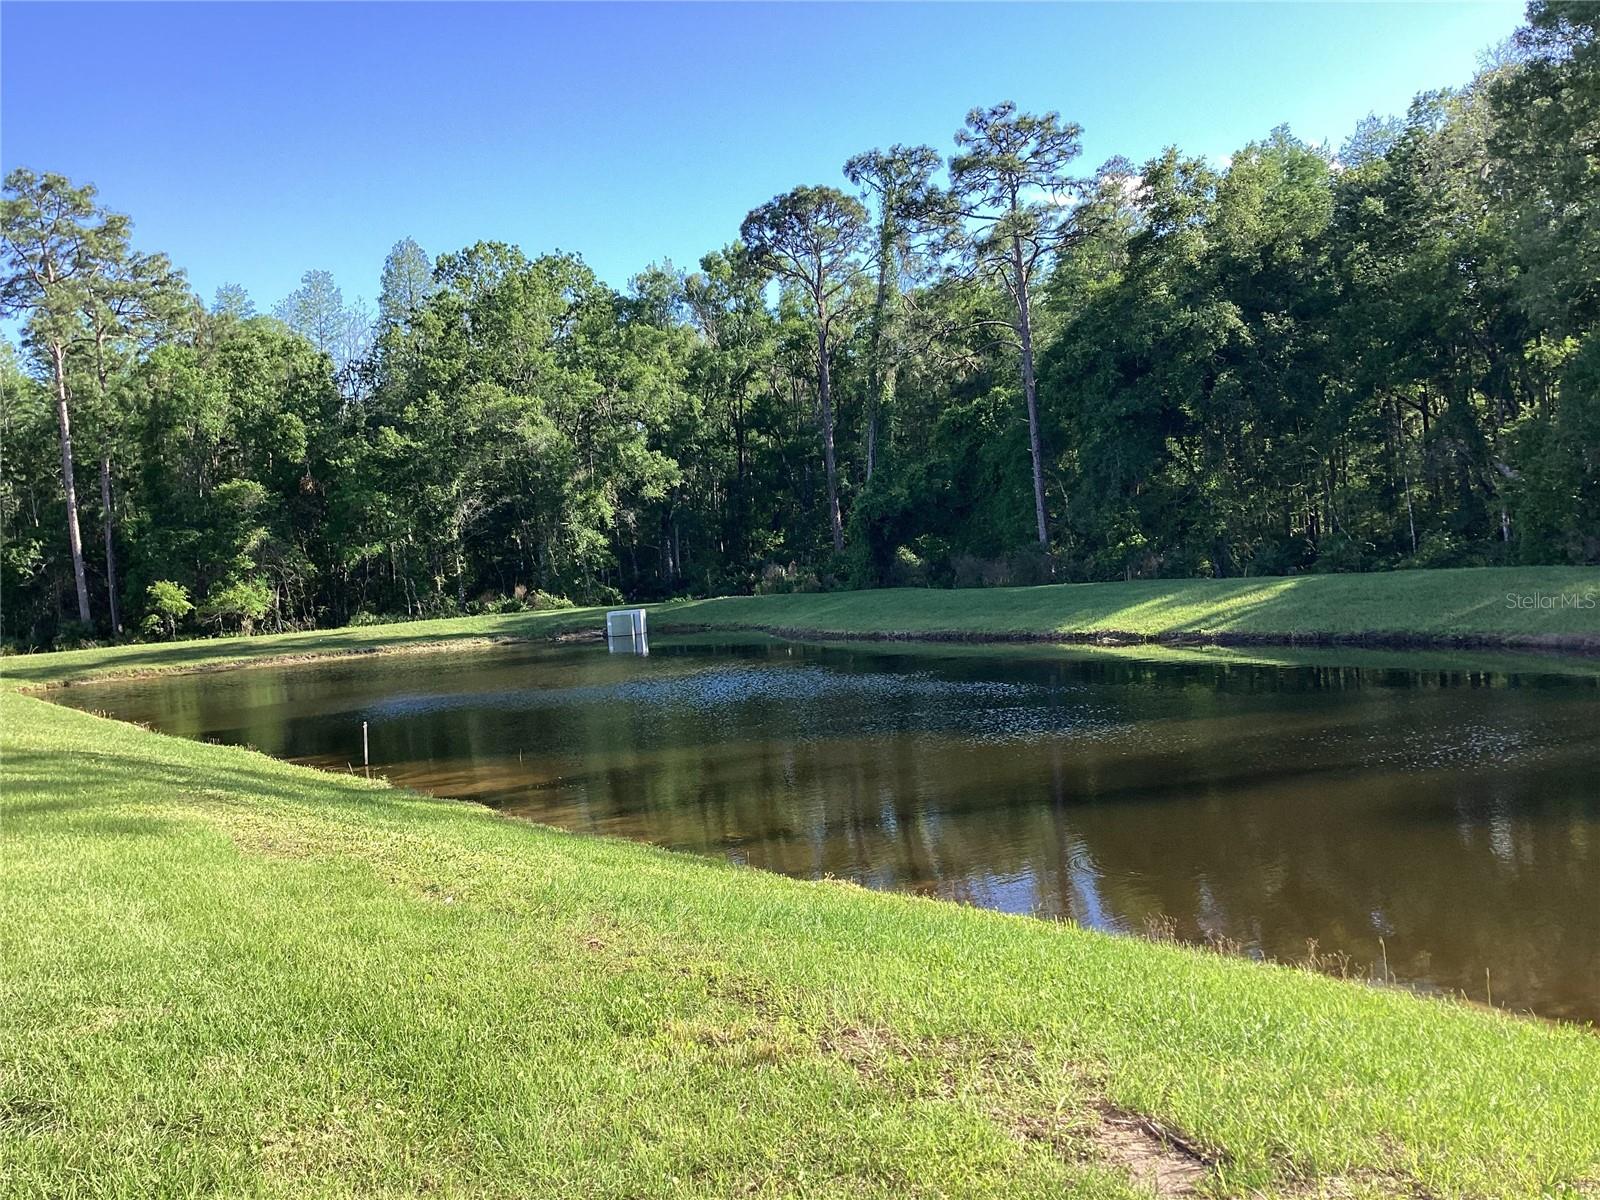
864,236 -> 894,484
865,364 -> 895,486
1398,407 -> 1418,556
816,323 -> 845,552
662,511 -> 677,586
1012,239 -> 1050,550
51,344 -> 92,625
100,453 -> 121,634
93,334 -> 122,634
732,396 -> 748,563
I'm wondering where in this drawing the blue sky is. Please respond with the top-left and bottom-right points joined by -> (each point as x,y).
2,1 -> 1524,314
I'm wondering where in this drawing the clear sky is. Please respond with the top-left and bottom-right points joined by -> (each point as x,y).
1,1 -> 1525,314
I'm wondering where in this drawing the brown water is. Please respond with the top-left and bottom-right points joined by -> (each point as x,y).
57,635 -> 1600,1023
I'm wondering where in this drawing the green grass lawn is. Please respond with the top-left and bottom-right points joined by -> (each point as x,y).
670,566 -> 1600,645
6,567 -> 1596,693
0,605 -> 608,690
4,629 -> 1600,1196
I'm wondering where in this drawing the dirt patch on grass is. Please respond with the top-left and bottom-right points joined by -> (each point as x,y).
811,1024 -> 1478,1198
1088,1103 -> 1210,1196
220,825 -> 322,861
816,1024 -> 1215,1196
257,1112 -> 375,1180
197,797 -> 343,863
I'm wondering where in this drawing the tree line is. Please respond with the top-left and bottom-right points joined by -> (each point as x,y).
2,1 -> 1595,648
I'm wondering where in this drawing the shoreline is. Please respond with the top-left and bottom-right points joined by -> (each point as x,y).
655,619 -> 1600,655
10,565 -> 1600,692
24,627 -> 1596,1027
12,620 -> 1598,695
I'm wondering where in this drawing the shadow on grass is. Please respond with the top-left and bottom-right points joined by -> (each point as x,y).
1,743 -> 507,841
1030,575 -> 1452,637
1,609 -> 604,689
9,572 -> 1599,694
675,569 -> 1600,648
0,783 -> 175,838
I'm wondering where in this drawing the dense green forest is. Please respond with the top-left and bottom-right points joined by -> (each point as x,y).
2,1 -> 1595,649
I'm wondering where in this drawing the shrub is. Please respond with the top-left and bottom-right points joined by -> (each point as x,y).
1312,533 -> 1374,574
887,546 -> 928,588
527,589 -> 574,611
754,562 -> 821,595
348,610 -> 403,627
474,589 -> 576,615
948,554 -> 986,590
199,578 -> 273,635
946,550 -> 1061,589
144,580 -> 194,640
50,621 -> 98,651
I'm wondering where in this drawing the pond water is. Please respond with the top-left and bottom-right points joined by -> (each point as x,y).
58,634 -> 1600,1024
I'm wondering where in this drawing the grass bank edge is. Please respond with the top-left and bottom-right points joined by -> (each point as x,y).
663,566 -> 1600,645
7,566 -> 1600,691
4,691 -> 1599,1198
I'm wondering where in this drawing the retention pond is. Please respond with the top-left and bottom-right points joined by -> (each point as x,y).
57,634 -> 1600,1023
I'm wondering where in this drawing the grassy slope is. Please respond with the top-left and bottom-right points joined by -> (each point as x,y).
0,605 -> 609,690
672,566 -> 1600,643
4,687 -> 1600,1196
6,567 -> 1599,692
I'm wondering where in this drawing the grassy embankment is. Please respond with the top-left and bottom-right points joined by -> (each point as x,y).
4,566 -> 1600,1196
8,566 -> 1599,692
671,565 -> 1600,650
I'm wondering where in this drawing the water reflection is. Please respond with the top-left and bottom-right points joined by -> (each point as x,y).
607,631 -> 649,656
56,636 -> 1600,1023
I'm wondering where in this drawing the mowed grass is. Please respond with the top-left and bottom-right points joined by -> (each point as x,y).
6,567 -> 1596,693
672,566 -> 1600,642
0,605 -> 608,690
4,691 -> 1600,1198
